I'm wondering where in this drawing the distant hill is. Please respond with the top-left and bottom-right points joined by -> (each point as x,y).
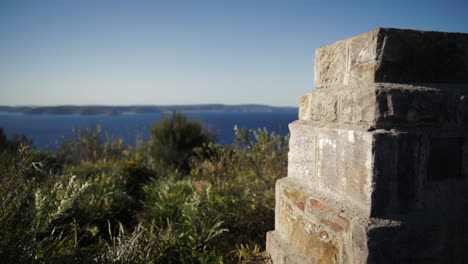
0,104 -> 297,116
158,104 -> 297,113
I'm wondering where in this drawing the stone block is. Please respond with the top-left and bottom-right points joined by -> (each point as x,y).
275,178 -> 350,264
374,28 -> 468,84
338,91 -> 355,122
273,178 -> 412,263
315,127 -> 374,211
298,93 -> 311,120
349,218 -> 410,264
375,87 -> 448,127
405,212 -> 468,263
309,90 -> 338,122
352,88 -> 377,124
457,92 -> 468,125
266,231 -> 308,264
334,88 -> 378,125
287,122 -> 316,181
463,138 -> 468,179
307,198 -> 351,232
283,187 -> 307,211
271,176 -> 468,263
315,28 -> 468,89
315,29 -> 379,89
365,218 -> 409,263
287,123 -> 465,216
307,88 -> 378,125
370,132 -> 424,216
277,200 -> 341,263
300,84 -> 468,128
350,222 -> 368,263
288,123 -> 375,213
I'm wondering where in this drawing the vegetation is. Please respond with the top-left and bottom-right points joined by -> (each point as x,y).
0,112 -> 288,263
149,111 -> 214,171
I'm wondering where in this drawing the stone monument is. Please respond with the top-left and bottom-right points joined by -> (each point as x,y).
266,28 -> 468,263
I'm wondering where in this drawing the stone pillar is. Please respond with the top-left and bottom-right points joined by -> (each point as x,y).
266,28 -> 468,264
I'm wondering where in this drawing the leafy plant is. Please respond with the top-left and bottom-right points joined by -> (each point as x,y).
57,125 -> 123,164
149,111 -> 214,171
0,172 -> 90,262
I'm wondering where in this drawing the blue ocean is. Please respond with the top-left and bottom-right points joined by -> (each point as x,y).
0,111 -> 297,151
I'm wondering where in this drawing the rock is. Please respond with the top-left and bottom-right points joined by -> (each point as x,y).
267,28 -> 468,263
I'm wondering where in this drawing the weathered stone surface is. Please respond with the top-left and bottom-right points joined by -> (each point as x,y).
309,90 -> 338,122
299,83 -> 468,128
365,218 -> 409,263
315,29 -> 380,89
287,122 -> 316,182
277,201 -> 340,264
405,212 -> 468,263
458,92 -> 468,124
302,87 -> 373,124
351,222 -> 369,263
275,178 -> 352,264
314,127 -> 374,212
289,122 -> 468,216
307,198 -> 350,232
271,174 -> 468,263
267,231 -> 309,264
305,87 -> 377,124
315,28 -> 468,89
272,178 -> 414,264
374,28 -> 468,84
283,187 -> 307,211
375,87 -> 449,127
288,123 -> 379,214
370,132 -> 424,216
268,28 -> 468,263
298,93 -> 311,120
277,178 -> 353,232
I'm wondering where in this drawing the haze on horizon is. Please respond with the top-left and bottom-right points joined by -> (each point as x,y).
1,0 -> 467,107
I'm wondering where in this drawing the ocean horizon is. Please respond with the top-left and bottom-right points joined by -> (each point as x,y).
0,111 -> 297,151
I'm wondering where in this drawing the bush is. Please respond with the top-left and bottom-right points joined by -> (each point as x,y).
189,128 -> 289,252
149,111 -> 214,171
57,125 -> 124,164
0,127 -> 33,154
0,172 -> 90,262
0,127 -> 36,179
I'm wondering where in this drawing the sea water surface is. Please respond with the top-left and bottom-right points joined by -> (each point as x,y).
0,111 -> 297,151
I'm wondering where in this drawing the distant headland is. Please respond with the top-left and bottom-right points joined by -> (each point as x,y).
0,104 -> 298,116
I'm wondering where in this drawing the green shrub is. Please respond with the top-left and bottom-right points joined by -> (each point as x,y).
149,111 -> 214,171
0,172 -> 90,263
0,174 -> 36,262
69,160 -> 134,223
57,125 -> 124,164
189,127 -> 288,252
0,127 -> 36,180
0,127 -> 33,154
96,176 -> 227,263
66,159 -> 152,246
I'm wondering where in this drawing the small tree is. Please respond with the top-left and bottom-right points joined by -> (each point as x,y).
149,111 -> 214,171
0,127 -> 7,149
57,125 -> 123,164
0,127 -> 33,154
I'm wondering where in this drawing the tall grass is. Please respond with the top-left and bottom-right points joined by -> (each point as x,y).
0,113 -> 288,263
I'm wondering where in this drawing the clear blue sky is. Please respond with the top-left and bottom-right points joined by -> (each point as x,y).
1,0 -> 467,106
